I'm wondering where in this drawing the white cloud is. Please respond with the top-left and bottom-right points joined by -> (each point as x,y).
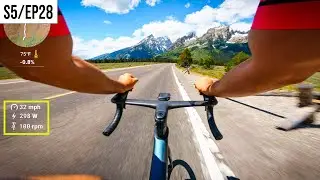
215,0 -> 259,23
146,0 -> 161,6
130,1 -> 258,44
81,0 -> 140,14
185,0 -> 259,24
185,5 -> 217,25
103,20 -> 112,24
72,36 -> 140,59
185,3 -> 190,8
75,0 -> 260,58
133,14 -> 220,42
230,22 -> 251,32
133,18 -> 194,42
81,0 -> 162,14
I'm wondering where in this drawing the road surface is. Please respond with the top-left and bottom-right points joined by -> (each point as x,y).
0,64 -> 319,180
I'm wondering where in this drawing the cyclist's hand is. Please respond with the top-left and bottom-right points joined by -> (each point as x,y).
118,73 -> 138,92
195,77 -> 218,96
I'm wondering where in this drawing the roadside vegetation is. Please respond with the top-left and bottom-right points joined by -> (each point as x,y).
176,48 -> 320,92
91,62 -> 158,70
0,61 -> 159,80
1,54 -> 319,93
0,67 -> 18,80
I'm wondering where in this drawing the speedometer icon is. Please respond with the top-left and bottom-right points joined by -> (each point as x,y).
4,24 -> 51,47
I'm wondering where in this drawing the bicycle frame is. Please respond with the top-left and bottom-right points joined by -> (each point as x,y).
125,95 -> 173,179
150,128 -> 170,180
103,92 -> 222,180
149,95 -> 172,180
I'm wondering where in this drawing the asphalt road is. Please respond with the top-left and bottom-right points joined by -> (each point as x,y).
0,64 -> 319,180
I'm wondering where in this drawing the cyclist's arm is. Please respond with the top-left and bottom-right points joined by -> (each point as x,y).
207,30 -> 320,97
0,35 -> 135,94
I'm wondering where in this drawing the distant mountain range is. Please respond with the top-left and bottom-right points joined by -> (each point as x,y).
91,25 -> 250,61
91,35 -> 172,60
169,31 -> 197,51
156,26 -> 250,63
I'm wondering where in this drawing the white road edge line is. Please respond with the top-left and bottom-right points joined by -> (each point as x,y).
172,66 -> 229,180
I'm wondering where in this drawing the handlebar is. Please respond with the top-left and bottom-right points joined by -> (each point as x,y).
103,91 -> 223,140
102,103 -> 124,136
102,92 -> 128,136
204,95 -> 223,140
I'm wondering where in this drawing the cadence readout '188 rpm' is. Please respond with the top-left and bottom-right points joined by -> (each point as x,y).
4,24 -> 51,48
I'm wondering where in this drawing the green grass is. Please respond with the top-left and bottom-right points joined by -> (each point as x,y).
92,62 -> 157,70
272,72 -> 320,92
0,62 -> 158,80
179,64 -> 320,92
0,67 -> 19,80
305,72 -> 320,91
189,65 -> 225,79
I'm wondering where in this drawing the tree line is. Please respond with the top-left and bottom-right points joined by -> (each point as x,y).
86,46 -> 250,73
177,48 -> 250,72
87,57 -> 177,63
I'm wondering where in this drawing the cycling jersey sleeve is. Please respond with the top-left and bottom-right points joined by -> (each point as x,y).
48,8 -> 70,36
0,25 -> 4,38
252,0 -> 320,29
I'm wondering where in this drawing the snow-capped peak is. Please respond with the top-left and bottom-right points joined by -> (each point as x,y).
134,34 -> 172,54
169,31 -> 197,50
227,33 -> 248,43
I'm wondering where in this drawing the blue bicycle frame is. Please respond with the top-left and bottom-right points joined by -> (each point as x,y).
103,92 -> 222,180
150,131 -> 170,179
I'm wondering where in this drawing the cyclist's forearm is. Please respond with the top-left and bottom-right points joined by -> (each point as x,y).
68,56 -> 126,94
209,59 -> 303,97
33,56 -> 125,94
208,60 -> 257,97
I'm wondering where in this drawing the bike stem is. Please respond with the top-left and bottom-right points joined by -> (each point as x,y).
154,101 -> 170,139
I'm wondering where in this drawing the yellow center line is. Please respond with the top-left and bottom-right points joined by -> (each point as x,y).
43,91 -> 76,100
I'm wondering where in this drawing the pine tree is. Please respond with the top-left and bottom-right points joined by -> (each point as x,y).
178,48 -> 193,67
225,51 -> 250,72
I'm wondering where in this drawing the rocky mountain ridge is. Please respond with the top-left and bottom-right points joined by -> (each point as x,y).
91,25 -> 248,60
92,35 -> 172,60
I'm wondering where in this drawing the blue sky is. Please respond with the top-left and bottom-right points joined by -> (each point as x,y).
60,0 -> 224,40
59,0 -> 260,58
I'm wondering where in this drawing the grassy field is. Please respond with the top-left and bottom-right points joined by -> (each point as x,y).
305,72 -> 320,91
92,62 -> 157,70
1,62 -> 318,92
180,65 -> 320,92
0,62 -> 158,80
189,65 -> 225,79
0,67 -> 19,80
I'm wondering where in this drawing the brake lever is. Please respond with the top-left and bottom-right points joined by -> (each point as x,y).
202,93 -> 218,106
111,90 -> 132,109
111,91 -> 129,103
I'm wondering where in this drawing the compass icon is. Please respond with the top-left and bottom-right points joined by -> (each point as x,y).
4,24 -> 51,48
